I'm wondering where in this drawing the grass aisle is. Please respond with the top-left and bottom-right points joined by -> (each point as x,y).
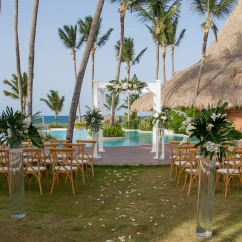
1,166 -> 242,241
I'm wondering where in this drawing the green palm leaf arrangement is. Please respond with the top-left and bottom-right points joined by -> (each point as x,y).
84,106 -> 104,132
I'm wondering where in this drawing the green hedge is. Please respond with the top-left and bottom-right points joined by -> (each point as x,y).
48,123 -> 67,128
139,116 -> 153,131
123,119 -> 140,129
103,122 -> 125,137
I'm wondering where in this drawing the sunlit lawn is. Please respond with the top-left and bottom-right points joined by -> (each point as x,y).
1,165 -> 242,242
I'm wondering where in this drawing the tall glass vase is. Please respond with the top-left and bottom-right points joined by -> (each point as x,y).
9,148 -> 25,218
196,155 -> 216,238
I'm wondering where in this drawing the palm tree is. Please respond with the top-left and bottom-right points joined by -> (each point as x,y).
3,73 -> 28,114
167,17 -> 186,77
136,0 -> 181,81
27,0 -> 39,116
14,0 -> 23,113
66,0 -> 105,142
40,90 -> 65,125
115,37 -> 147,122
104,93 -> 125,115
78,16 -> 113,107
58,24 -> 82,121
190,0 -> 237,104
108,0 -> 147,125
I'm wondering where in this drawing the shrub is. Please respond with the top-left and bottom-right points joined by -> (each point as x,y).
38,131 -> 56,141
48,123 -> 67,128
139,116 -> 153,131
74,121 -> 86,129
103,122 -> 125,137
123,119 -> 140,129
167,107 -> 198,134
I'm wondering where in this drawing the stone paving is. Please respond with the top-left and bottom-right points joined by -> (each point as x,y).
95,144 -> 171,166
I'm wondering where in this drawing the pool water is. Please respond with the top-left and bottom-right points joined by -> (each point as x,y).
44,129 -> 197,147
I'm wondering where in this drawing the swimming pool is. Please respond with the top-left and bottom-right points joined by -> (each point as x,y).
44,129 -> 197,147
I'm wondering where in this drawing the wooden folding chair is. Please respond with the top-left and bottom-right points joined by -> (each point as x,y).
63,143 -> 86,184
49,148 -> 77,194
41,143 -> 58,169
76,140 -> 97,177
49,139 -> 69,147
215,150 -> 242,197
182,148 -> 200,196
169,141 -> 180,177
174,144 -> 195,185
0,148 -> 10,191
23,148 -> 48,194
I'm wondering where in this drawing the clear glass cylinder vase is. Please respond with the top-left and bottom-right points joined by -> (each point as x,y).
9,148 -> 25,218
196,155 -> 215,238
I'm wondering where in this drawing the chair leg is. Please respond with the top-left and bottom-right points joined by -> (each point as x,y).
170,160 -> 174,177
187,174 -> 193,196
38,173 -> 43,195
70,172 -> 75,195
50,173 -> 55,194
182,173 -> 188,192
225,176 -> 229,198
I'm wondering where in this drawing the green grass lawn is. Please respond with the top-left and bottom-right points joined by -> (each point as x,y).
1,165 -> 242,242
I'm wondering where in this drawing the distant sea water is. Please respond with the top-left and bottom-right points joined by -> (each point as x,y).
34,115 -> 146,125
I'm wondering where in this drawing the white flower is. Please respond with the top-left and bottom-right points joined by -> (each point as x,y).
133,84 -> 137,89
186,123 -> 194,137
7,128 -> 12,138
22,117 -> 31,130
129,84 -> 132,88
24,130 -> 29,135
174,110 -> 187,118
122,82 -> 129,89
204,141 -> 220,153
160,116 -> 167,120
91,117 -> 96,123
153,112 -> 159,118
207,123 -> 214,131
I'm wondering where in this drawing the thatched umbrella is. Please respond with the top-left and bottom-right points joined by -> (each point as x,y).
103,114 -> 120,123
131,1 -> 242,113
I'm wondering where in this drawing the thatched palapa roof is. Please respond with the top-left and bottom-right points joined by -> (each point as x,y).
131,1 -> 242,112
103,114 -> 120,122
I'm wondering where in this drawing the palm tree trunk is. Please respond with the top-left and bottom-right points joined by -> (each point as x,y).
54,113 -> 57,125
66,0 -> 104,142
162,42 -> 167,83
92,48 -> 95,108
23,97 -> 27,115
193,30 -> 209,105
73,53 -> 81,121
127,62 -> 130,124
14,0 -> 23,113
156,34 -> 159,80
27,0 -> 39,116
171,45 -> 175,77
111,13 -> 125,126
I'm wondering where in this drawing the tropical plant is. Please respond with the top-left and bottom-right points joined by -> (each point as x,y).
139,116 -> 153,131
27,0 -> 39,116
3,72 -> 28,114
176,102 -> 242,162
136,0 -> 181,81
103,122 -> 125,137
14,0 -> 23,113
40,90 -> 65,125
167,17 -> 186,76
66,0 -> 105,142
58,24 -> 81,120
84,106 -> 104,132
0,107 -> 42,148
104,93 -> 125,116
78,15 -> 113,106
190,0 -> 237,104
108,0 -> 148,125
123,119 -> 140,129
168,107 -> 198,134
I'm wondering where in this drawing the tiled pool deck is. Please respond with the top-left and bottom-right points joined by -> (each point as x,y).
95,144 -> 171,166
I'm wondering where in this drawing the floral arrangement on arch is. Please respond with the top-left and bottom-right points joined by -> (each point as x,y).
0,107 -> 43,148
106,74 -> 147,94
151,110 -> 169,129
175,102 -> 242,162
84,106 -> 104,132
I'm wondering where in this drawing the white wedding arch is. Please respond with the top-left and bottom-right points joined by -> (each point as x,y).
93,80 -> 164,160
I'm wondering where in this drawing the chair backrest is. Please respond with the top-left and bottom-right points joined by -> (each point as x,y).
23,148 -> 42,172
0,148 -> 9,168
169,141 -> 180,159
62,143 -> 86,162
49,139 -> 69,147
76,140 -> 97,156
49,148 -> 75,168
177,144 -> 196,163
42,143 -> 58,163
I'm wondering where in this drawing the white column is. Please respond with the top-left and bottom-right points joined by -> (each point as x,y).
93,80 -> 101,159
99,89 -> 105,152
151,80 -> 161,153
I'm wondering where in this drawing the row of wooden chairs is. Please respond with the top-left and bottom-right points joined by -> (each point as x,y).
0,139 -> 97,195
169,141 -> 242,197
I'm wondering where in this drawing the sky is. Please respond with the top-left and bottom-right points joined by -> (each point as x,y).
0,0 -> 230,116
